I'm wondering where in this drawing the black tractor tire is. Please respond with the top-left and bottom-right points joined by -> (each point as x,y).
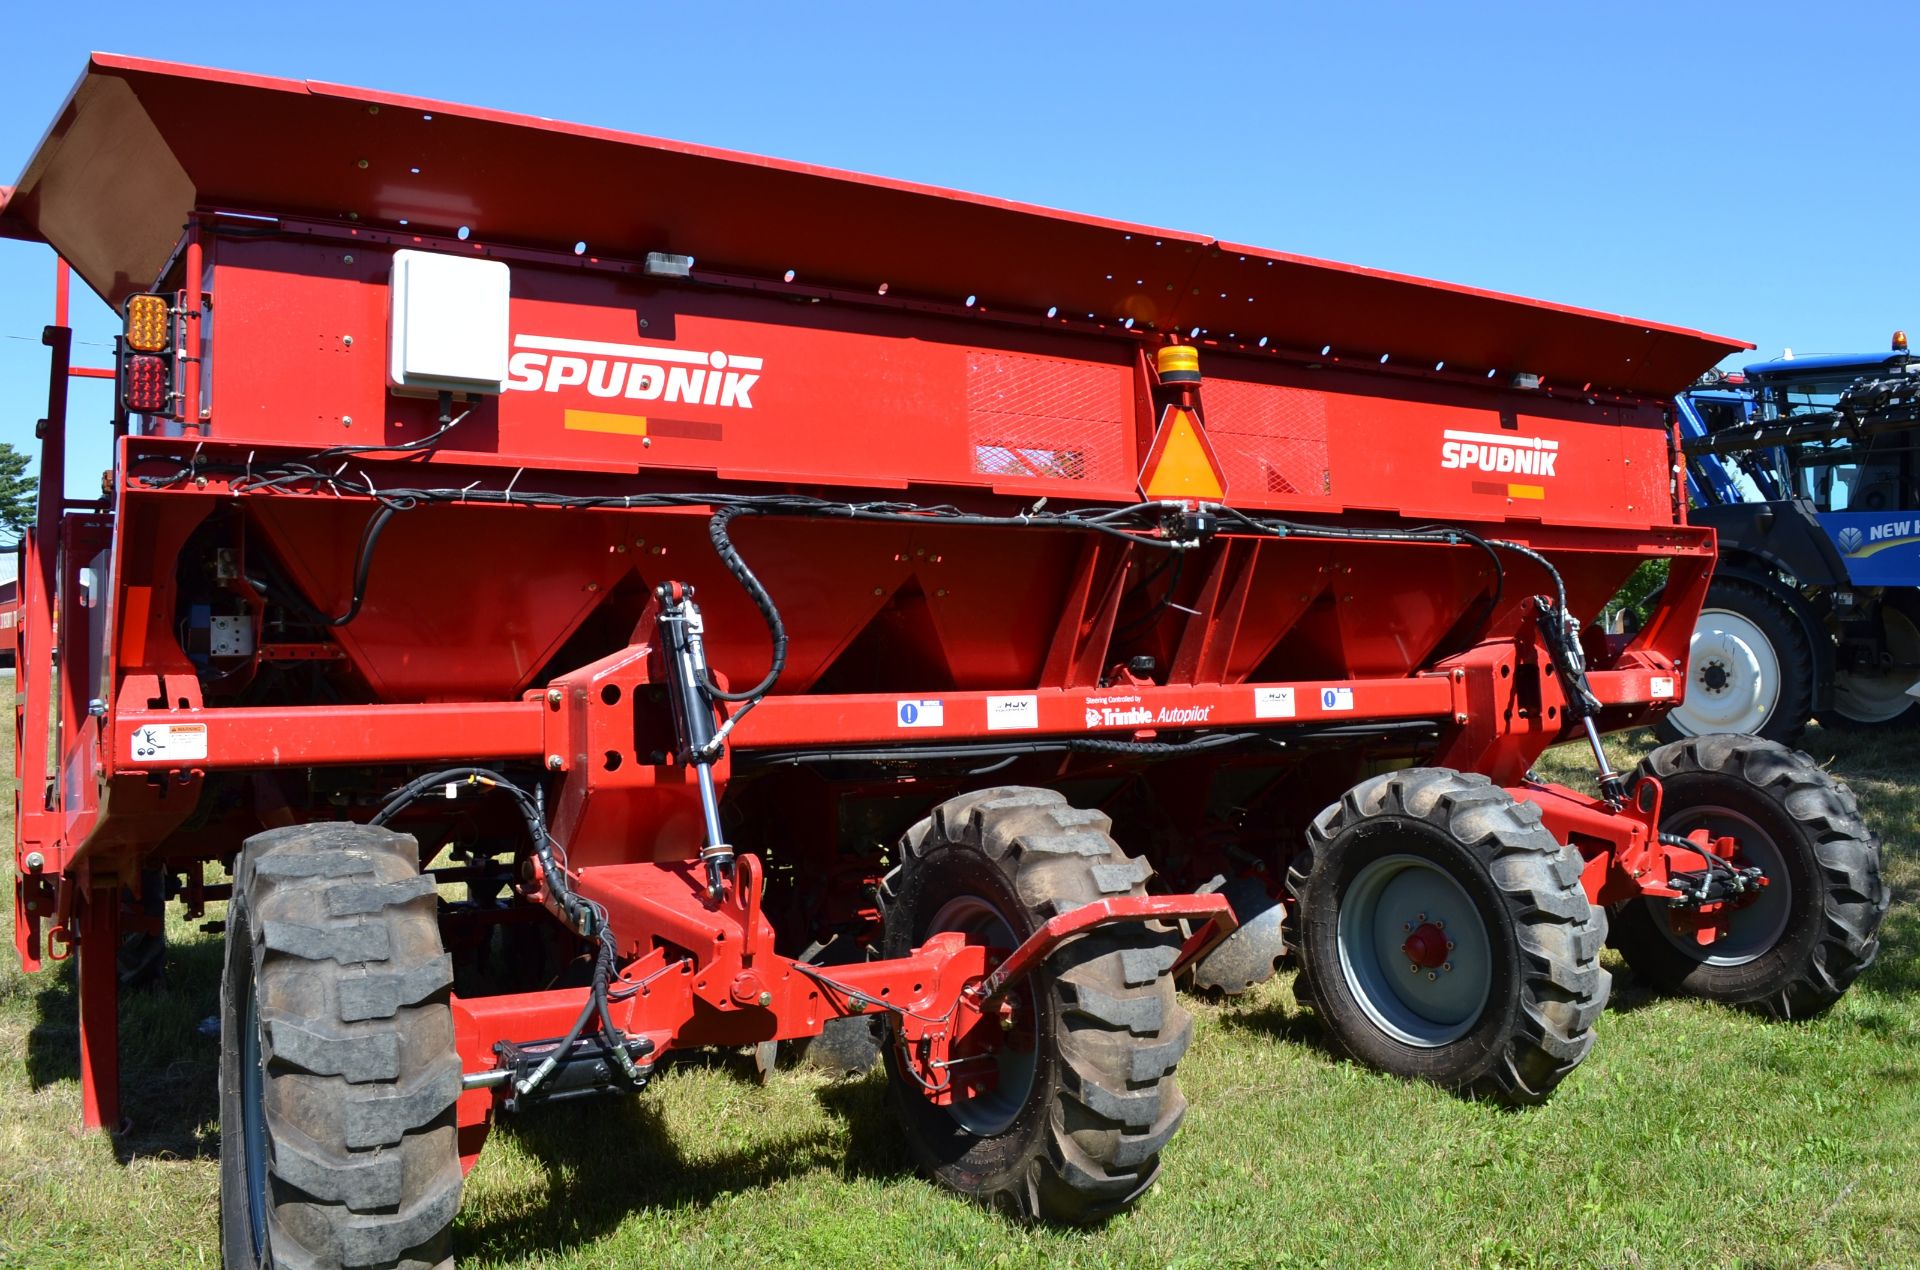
1287,768 -> 1610,1105
1657,572 -> 1820,745
1611,736 -> 1887,1017
1822,589 -> 1920,731
880,787 -> 1191,1224
219,823 -> 462,1269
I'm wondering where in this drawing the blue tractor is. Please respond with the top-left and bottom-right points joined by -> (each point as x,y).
1667,334 -> 1920,741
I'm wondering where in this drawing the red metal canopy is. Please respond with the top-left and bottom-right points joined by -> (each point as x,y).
4,54 -> 1747,397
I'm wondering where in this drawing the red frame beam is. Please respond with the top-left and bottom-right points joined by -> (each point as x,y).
111,701 -> 545,770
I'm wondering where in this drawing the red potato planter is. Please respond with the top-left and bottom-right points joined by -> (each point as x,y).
3,57 -> 1887,1267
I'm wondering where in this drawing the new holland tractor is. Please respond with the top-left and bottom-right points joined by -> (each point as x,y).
1668,336 -> 1920,740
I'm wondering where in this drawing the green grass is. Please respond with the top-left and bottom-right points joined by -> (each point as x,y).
2,719 -> 1916,1268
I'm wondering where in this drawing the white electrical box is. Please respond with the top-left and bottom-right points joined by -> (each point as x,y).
387,249 -> 511,396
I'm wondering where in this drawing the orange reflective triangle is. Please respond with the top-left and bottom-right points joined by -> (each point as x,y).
1139,406 -> 1227,500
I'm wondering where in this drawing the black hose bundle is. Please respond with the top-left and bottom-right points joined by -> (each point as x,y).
372,767 -> 642,1096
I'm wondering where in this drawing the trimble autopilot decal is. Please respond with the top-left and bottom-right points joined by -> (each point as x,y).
1082,695 -> 1215,729
1441,428 -> 1558,501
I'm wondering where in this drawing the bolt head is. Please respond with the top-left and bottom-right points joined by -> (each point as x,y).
547,688 -> 563,706
24,852 -> 45,871
547,754 -> 565,771
757,991 -> 773,1008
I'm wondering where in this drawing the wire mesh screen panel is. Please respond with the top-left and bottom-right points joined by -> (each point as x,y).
1204,378 -> 1332,501
967,351 -> 1132,487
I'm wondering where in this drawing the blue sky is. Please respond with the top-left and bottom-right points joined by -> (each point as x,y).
4,1 -> 1918,498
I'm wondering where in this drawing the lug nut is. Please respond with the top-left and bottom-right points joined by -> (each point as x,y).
1408,962 -> 1419,973
1427,971 -> 1437,981
1446,939 -> 1455,951
1441,962 -> 1452,973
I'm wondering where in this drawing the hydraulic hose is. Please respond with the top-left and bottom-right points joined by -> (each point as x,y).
328,502 -> 395,627
698,505 -> 787,702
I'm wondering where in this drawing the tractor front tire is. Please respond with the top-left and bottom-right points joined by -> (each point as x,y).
219,823 -> 462,1269
1288,768 -> 1610,1105
880,787 -> 1191,1223
1823,590 -> 1920,730
1611,735 -> 1887,1017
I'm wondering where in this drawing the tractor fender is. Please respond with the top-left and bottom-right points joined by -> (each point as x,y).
1690,500 -> 1852,590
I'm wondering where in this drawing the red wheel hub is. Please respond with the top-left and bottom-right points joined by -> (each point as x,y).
1402,922 -> 1448,968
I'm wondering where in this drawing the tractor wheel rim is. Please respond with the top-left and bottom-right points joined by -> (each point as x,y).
926,895 -> 1037,1136
1651,805 -> 1793,966
241,972 -> 270,1260
1337,854 -> 1493,1048
1676,608 -> 1778,735
1832,604 -> 1920,723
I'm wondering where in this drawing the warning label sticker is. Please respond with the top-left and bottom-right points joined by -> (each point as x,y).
896,700 -> 945,728
1651,676 -> 1676,699
1254,687 -> 1296,719
131,722 -> 208,762
1319,687 -> 1355,712
986,695 -> 1039,731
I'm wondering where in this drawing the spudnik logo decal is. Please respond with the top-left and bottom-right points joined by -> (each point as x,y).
1440,429 -> 1559,477
505,334 -> 762,407
1441,428 -> 1557,500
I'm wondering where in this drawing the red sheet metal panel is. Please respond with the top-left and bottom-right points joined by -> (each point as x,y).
202,238 -> 1149,501
4,54 -> 1747,397
200,237 -> 1679,531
